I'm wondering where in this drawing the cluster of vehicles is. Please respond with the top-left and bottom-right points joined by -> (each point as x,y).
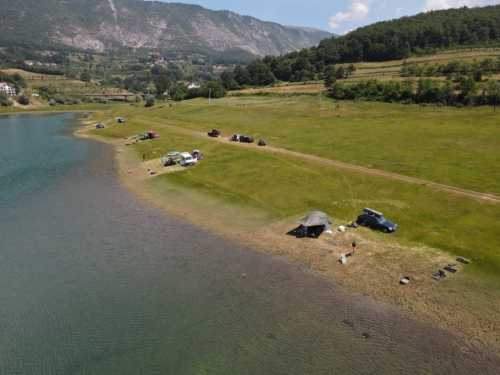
164,150 -> 204,167
231,134 -> 254,143
208,129 -> 266,146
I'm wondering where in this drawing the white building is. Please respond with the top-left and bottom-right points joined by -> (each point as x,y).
184,81 -> 200,89
0,83 -> 16,96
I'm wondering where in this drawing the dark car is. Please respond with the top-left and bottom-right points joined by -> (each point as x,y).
356,208 -> 397,233
240,136 -> 254,143
208,129 -> 220,137
258,139 -> 266,146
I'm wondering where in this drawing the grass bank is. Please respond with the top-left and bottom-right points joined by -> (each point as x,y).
80,96 -> 500,354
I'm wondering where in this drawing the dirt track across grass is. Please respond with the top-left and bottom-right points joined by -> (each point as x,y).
136,117 -> 500,204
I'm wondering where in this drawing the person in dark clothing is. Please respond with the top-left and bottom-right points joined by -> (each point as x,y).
351,241 -> 357,255
143,154 -> 146,162
298,224 -> 308,238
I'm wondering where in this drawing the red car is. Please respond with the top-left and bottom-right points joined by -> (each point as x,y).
147,131 -> 159,138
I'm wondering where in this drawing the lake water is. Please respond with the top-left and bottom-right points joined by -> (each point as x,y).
0,113 -> 499,374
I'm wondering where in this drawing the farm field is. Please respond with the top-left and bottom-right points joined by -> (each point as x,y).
236,49 -> 500,93
82,95 -> 500,354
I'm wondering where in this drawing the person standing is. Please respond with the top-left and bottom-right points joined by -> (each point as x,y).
143,154 -> 146,162
161,156 -> 164,165
351,241 -> 357,255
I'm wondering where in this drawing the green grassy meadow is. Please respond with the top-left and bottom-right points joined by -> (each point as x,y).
91,96 -> 500,280
127,97 -> 500,195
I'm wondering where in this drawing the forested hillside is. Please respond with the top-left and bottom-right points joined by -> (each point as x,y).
260,5 -> 500,82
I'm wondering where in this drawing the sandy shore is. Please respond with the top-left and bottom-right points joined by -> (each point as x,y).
76,119 -> 500,357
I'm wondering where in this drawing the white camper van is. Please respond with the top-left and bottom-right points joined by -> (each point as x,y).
179,152 -> 197,166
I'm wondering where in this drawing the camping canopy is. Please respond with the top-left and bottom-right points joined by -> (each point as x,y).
295,211 -> 331,228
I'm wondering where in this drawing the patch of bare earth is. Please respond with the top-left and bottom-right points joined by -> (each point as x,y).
10,99 -> 46,110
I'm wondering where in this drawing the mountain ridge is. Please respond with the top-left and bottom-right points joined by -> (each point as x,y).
0,0 -> 333,57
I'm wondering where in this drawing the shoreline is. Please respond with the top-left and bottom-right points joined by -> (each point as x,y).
75,113 -> 500,358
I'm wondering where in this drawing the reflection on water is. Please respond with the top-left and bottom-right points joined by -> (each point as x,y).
0,113 -> 498,374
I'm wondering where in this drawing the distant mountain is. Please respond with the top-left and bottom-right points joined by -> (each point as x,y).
0,0 -> 333,57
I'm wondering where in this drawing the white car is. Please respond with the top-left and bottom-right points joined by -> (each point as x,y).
179,152 -> 197,166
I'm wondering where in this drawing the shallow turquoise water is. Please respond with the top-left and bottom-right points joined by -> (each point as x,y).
0,113 -> 498,374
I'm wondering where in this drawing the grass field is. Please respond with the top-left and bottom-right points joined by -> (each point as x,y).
87,96 -> 500,274
83,96 -> 500,353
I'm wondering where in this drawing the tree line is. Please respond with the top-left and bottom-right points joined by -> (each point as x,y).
399,57 -> 500,81
251,5 -> 500,85
327,77 -> 500,108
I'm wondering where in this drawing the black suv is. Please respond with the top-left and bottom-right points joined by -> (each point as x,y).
356,208 -> 397,233
240,136 -> 254,143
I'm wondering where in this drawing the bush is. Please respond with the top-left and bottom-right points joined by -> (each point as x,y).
54,94 -> 66,104
145,95 -> 155,107
135,94 -> 142,102
95,96 -> 109,104
49,99 -> 57,106
17,94 -> 30,105
0,91 -> 12,106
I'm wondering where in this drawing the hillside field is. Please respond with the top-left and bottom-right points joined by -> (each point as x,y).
235,49 -> 500,94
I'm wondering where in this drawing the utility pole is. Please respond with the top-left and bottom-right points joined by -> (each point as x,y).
209,88 -> 211,105
495,81 -> 499,113
319,84 -> 322,106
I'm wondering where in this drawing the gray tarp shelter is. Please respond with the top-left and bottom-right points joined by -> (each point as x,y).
295,211 -> 331,229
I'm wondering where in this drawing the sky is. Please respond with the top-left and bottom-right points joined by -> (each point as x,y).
157,1 -> 500,34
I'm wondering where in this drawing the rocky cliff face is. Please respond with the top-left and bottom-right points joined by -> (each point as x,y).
1,0 -> 333,56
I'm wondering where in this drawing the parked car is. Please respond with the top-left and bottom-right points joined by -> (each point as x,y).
118,117 -> 125,123
240,136 -> 254,143
147,131 -> 159,139
208,129 -> 220,137
95,123 -> 105,129
166,151 -> 179,158
258,139 -> 266,146
230,134 -> 242,141
192,150 -> 204,160
356,208 -> 397,233
179,152 -> 197,166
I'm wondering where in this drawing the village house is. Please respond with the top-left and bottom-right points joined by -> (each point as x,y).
183,81 -> 200,89
24,60 -> 33,66
0,83 -> 16,96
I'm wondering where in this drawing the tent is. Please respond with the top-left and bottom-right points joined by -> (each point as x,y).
292,211 -> 332,238
296,211 -> 331,228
